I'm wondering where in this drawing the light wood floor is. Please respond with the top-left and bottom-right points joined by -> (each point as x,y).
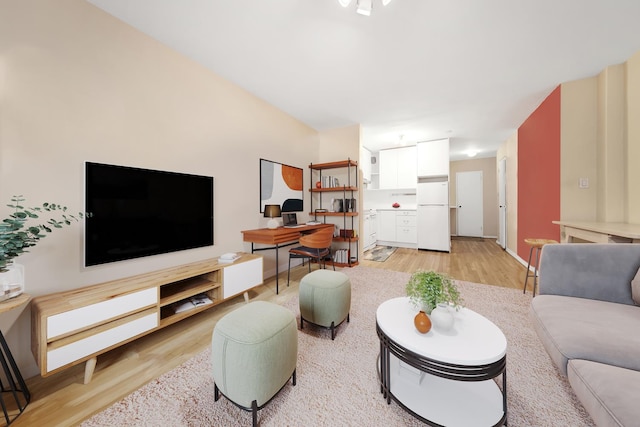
14,238 -> 526,426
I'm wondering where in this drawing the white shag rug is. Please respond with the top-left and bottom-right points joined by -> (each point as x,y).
82,266 -> 594,427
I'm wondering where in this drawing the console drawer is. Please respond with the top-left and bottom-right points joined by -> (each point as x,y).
47,287 -> 158,340
46,310 -> 158,373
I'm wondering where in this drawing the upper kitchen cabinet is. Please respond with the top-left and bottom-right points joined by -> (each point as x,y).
379,146 -> 417,189
417,138 -> 450,177
361,146 -> 372,184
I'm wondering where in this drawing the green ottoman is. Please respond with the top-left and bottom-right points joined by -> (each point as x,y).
212,301 -> 297,427
299,269 -> 351,340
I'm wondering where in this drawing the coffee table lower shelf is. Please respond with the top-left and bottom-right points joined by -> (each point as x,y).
384,355 -> 506,427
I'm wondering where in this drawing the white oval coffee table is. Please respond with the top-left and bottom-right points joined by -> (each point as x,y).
376,297 -> 508,427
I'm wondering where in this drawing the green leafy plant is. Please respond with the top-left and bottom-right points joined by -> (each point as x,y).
405,270 -> 463,314
0,195 -> 89,272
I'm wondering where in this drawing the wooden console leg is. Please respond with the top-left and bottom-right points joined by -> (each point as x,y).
84,357 -> 97,384
243,291 -> 249,304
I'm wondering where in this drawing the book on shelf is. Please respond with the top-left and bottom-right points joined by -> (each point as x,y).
333,249 -> 350,264
174,293 -> 213,314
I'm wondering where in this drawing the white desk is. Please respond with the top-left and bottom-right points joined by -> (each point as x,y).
553,221 -> 640,243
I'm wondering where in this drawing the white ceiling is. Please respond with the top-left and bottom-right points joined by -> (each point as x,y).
87,0 -> 640,160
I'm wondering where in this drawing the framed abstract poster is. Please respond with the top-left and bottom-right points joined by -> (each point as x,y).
260,159 -> 304,213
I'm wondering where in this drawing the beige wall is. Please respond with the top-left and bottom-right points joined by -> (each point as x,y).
627,51 -> 640,223
501,50 -> 640,265
449,157 -> 498,237
560,77 -> 598,221
496,132 -> 519,254
0,0 -> 322,377
596,64 -> 626,222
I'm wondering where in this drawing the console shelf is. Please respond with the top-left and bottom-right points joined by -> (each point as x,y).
159,275 -> 220,307
31,253 -> 262,384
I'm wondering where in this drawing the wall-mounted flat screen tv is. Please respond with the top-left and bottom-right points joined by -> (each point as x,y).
85,162 -> 214,267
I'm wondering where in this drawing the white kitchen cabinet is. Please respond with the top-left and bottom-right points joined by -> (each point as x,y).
377,210 -> 397,241
376,210 -> 417,248
363,211 -> 378,251
396,211 -> 417,244
397,146 -> 417,188
417,139 -> 450,177
361,147 -> 372,184
379,147 -> 417,189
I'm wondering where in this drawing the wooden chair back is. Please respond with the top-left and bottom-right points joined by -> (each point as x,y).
299,227 -> 334,249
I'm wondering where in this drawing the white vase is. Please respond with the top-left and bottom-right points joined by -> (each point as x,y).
430,302 -> 455,332
0,262 -> 25,302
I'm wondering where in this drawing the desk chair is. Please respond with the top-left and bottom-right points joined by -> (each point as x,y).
287,227 -> 335,286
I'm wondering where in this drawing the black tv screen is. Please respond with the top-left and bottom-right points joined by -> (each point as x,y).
85,162 -> 214,266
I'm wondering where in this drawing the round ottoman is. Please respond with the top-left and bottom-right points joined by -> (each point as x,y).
211,301 -> 297,427
299,269 -> 351,340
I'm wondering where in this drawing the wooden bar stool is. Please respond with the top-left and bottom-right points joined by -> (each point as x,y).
523,238 -> 558,296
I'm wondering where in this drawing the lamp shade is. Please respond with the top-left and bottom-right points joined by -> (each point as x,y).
264,204 -> 281,229
264,204 -> 281,218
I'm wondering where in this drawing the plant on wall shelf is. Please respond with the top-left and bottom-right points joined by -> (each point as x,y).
405,270 -> 463,314
0,195 -> 89,272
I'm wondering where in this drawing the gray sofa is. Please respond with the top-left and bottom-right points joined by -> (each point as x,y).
530,243 -> 640,427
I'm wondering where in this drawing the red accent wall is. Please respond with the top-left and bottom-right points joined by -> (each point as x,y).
517,86 -> 561,261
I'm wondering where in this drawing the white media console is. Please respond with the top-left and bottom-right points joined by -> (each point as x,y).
31,253 -> 263,383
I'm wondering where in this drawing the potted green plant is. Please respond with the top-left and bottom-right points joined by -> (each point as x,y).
405,270 -> 463,314
1,195 -> 88,273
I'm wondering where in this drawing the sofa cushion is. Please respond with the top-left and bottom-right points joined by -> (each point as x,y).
530,295 -> 640,375
568,359 -> 640,427
632,267 -> 640,305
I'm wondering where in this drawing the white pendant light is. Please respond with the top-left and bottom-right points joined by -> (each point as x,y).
356,0 -> 372,16
338,0 -> 353,7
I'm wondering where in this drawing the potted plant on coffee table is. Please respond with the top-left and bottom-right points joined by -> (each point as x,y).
405,270 -> 463,333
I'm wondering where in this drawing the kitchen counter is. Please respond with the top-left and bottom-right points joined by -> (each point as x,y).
369,206 -> 417,211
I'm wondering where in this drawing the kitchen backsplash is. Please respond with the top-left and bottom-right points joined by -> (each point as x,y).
364,188 -> 417,210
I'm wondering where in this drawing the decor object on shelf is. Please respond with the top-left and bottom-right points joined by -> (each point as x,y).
260,159 -> 303,213
392,202 -> 400,208
315,181 -> 322,189
264,204 -> 281,230
0,262 -> 24,302
430,302 -> 455,332
405,270 -> 462,314
1,195 -> 88,299
413,309 -> 431,334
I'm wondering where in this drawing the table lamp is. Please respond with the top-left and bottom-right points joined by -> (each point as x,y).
264,204 -> 281,229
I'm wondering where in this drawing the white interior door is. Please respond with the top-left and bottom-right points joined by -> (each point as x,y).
456,171 -> 483,237
498,158 -> 507,249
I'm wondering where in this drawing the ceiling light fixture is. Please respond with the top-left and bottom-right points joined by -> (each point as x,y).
340,0 -> 393,16
356,0 -> 372,16
467,150 -> 478,158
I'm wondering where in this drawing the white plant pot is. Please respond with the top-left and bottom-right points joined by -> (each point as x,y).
430,302 -> 455,332
0,262 -> 25,302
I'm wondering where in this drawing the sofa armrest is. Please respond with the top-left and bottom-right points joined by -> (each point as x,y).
538,243 -> 640,305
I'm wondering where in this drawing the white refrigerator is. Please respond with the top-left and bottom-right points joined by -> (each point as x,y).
417,178 -> 451,252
